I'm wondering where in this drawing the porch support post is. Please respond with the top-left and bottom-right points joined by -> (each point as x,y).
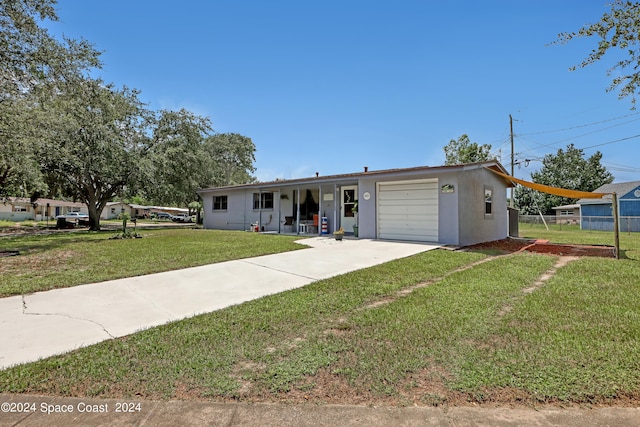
258,189 -> 262,231
318,185 -> 322,236
296,187 -> 301,235
277,190 -> 281,234
333,184 -> 338,233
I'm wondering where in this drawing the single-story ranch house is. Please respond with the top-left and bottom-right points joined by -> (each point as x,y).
0,197 -> 88,221
578,180 -> 640,232
198,161 -> 514,246
552,204 -> 580,224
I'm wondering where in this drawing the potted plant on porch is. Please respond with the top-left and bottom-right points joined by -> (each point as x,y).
333,227 -> 345,241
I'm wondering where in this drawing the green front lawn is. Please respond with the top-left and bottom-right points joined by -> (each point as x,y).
0,229 -> 305,297
0,228 -> 640,406
1,227 -> 640,406
518,223 -> 640,260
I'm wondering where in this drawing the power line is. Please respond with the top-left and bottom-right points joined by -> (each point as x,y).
518,112 -> 640,136
603,160 -> 640,172
514,116 -> 640,156
581,134 -> 640,150
548,117 -> 640,146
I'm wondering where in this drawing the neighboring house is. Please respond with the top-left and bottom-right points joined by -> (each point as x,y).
197,161 -> 514,247
149,206 -> 189,217
102,203 -> 186,220
130,204 -> 151,219
0,198 -> 87,221
552,204 -> 580,224
101,202 -> 132,220
578,181 -> 640,232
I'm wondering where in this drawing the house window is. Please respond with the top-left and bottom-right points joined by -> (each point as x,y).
484,186 -> 493,216
213,195 -> 228,210
253,192 -> 274,210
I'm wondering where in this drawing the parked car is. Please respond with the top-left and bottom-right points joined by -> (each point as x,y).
55,212 -> 89,228
153,212 -> 172,220
55,212 -> 89,221
171,213 -> 192,223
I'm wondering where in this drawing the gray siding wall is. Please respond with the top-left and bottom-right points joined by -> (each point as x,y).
360,171 -> 460,244
456,168 -> 508,246
437,172 -> 459,245
318,185 -> 338,234
201,165 -> 509,245
355,178 -> 376,239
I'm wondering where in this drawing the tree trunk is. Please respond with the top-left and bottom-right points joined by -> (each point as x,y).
87,198 -> 101,231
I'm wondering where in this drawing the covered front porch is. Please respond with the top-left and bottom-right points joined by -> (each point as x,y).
254,180 -> 358,236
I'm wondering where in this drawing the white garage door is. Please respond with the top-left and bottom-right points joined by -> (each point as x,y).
377,179 -> 438,242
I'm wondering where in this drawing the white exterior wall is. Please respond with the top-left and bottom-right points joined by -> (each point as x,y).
202,188 -> 281,232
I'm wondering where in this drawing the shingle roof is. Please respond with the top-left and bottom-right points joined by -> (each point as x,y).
198,160 -> 509,193
577,181 -> 640,204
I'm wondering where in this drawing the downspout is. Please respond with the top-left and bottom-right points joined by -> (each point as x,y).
243,189 -> 247,230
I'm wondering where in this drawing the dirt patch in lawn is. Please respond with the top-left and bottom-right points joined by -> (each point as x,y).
464,238 -> 615,258
0,249 -> 78,275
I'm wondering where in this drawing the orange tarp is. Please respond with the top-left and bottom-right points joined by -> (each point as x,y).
487,168 -> 609,199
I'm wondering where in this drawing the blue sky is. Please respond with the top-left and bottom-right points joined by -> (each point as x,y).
46,1 -> 640,183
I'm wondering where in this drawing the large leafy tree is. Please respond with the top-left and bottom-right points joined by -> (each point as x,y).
514,144 -> 613,215
443,134 -> 493,165
0,98 -> 46,199
142,111 -> 257,207
42,78 -> 149,230
202,133 -> 256,187
143,109 -> 213,207
0,0 -> 99,199
2,0 -> 258,217
555,0 -> 640,107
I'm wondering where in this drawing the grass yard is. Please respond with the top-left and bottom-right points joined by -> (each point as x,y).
0,229 -> 305,297
1,227 -> 639,406
518,223 -> 640,260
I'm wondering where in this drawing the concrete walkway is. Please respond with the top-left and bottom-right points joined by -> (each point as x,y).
0,237 -> 439,370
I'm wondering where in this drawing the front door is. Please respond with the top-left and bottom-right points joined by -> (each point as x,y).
341,186 -> 357,233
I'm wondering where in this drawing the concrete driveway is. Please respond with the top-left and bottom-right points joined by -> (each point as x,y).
0,237 -> 440,370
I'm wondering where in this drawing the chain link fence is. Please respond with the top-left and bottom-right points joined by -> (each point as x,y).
519,214 -> 640,232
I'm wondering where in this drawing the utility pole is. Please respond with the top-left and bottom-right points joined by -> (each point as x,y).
509,114 -> 515,207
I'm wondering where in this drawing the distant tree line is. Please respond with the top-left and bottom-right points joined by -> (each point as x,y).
0,0 -> 256,230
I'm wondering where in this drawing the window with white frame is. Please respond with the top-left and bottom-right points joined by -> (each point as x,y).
484,186 -> 493,217
253,192 -> 274,210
